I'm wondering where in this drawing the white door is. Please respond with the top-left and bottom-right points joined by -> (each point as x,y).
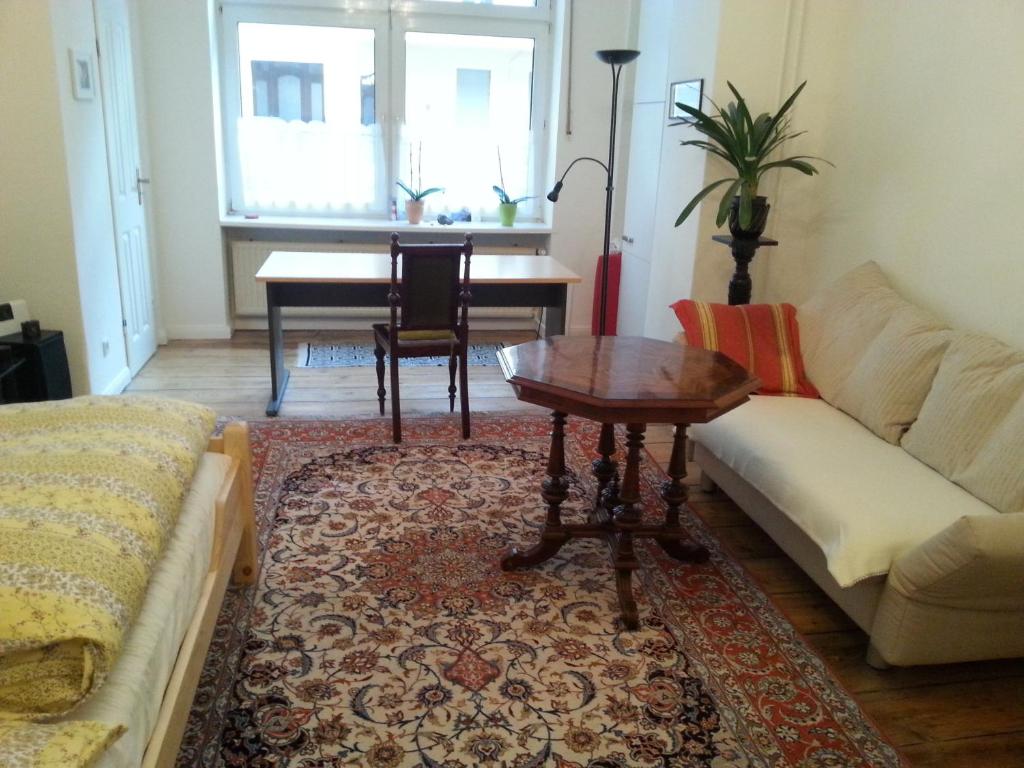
94,0 -> 156,375
618,101 -> 665,336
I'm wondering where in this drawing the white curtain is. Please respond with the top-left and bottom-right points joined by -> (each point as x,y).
398,123 -> 535,221
237,116 -> 384,214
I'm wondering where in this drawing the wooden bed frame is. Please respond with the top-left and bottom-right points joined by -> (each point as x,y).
139,421 -> 258,768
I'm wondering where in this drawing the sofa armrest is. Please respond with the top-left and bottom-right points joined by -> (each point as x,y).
888,513 -> 1024,611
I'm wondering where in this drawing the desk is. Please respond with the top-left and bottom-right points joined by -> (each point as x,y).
255,251 -> 582,416
497,336 -> 759,628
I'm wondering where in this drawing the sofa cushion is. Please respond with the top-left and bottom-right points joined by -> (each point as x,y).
798,261 -> 906,403
670,300 -> 817,397
902,333 -> 1024,514
832,303 -> 951,444
691,396 -> 999,587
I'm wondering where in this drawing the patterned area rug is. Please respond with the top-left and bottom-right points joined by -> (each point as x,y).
177,416 -> 901,767
296,343 -> 504,368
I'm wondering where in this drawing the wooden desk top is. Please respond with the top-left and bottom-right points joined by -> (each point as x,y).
498,336 -> 760,423
256,252 -> 582,285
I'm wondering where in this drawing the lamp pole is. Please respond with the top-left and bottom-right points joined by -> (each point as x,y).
547,49 -> 640,337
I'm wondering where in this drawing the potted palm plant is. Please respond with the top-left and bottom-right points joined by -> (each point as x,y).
673,81 -> 830,238
397,142 -> 442,225
492,147 -> 533,226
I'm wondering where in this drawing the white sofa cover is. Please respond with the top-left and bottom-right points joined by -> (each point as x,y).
689,261 -> 1024,667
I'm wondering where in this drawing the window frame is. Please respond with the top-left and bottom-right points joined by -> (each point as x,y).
219,0 -> 552,222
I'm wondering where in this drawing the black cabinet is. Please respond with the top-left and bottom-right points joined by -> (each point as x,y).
0,330 -> 72,402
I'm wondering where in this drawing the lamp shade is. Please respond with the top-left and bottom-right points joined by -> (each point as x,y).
595,49 -> 640,66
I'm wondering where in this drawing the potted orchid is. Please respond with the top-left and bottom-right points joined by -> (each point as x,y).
397,142 -> 442,225
492,147 -> 533,226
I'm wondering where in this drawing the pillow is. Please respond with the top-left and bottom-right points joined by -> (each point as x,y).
832,303 -> 951,443
902,333 -> 1024,514
670,300 -> 818,397
797,261 -> 906,403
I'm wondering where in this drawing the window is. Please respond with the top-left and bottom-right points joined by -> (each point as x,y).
220,1 -> 551,222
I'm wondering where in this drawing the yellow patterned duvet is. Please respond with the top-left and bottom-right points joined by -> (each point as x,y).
0,396 -> 215,726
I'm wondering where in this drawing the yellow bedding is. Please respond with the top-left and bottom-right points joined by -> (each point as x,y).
0,396 -> 215,719
0,720 -> 124,768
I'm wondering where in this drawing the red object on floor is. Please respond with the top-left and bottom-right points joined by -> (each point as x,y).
591,251 -> 621,335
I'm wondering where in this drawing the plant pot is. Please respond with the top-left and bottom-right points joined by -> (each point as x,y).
728,195 -> 770,239
405,199 -> 425,225
498,202 -> 518,227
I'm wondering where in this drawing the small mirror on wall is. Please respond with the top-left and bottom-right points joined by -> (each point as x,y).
668,79 -> 703,125
69,49 -> 95,101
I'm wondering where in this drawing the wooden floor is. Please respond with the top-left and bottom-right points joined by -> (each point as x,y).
130,330 -> 1024,767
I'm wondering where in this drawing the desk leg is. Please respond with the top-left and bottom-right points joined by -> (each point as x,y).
656,425 -> 709,563
543,285 -> 567,337
265,285 -> 289,417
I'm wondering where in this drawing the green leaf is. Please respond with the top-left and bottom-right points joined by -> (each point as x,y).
674,177 -> 737,227
492,185 -> 510,204
716,179 -> 742,227
415,187 -> 444,200
739,184 -> 753,229
765,80 -> 807,138
511,195 -> 535,204
396,180 -> 415,199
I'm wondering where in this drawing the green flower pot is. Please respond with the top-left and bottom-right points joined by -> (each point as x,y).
498,202 -> 518,227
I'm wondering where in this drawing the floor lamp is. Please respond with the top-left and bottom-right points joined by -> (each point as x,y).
547,49 -> 640,336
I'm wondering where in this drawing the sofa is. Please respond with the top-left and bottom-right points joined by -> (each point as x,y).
689,262 -> 1024,667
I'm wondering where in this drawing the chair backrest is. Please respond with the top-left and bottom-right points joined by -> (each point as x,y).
389,233 -> 473,333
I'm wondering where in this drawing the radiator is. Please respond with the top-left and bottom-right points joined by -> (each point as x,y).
230,241 -> 539,325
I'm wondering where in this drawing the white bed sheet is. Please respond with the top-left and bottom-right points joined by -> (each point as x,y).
55,451 -> 232,768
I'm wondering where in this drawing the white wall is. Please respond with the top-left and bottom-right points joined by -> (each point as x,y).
642,0 -> 1023,351
761,0 -> 1024,348
138,0 -> 231,340
0,0 -> 129,395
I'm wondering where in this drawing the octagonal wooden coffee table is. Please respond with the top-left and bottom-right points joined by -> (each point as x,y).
497,336 -> 759,629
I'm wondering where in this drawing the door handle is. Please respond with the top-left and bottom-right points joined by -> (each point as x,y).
136,168 -> 151,205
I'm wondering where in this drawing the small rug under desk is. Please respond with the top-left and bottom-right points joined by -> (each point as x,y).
296,342 -> 504,368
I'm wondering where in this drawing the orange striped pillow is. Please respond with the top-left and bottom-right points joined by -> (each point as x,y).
671,300 -> 818,397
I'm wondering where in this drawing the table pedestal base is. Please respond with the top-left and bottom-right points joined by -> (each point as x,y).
501,415 -> 708,629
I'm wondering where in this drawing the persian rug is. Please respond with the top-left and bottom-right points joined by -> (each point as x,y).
178,415 -> 902,768
296,343 -> 504,368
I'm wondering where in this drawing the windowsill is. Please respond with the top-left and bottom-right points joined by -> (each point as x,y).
220,213 -> 553,234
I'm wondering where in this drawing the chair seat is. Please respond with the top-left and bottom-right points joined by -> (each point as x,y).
373,324 -> 459,354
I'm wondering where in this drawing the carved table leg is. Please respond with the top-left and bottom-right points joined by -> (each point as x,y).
590,423 -> 617,524
501,411 -> 571,570
611,422 -> 646,629
656,425 -> 709,563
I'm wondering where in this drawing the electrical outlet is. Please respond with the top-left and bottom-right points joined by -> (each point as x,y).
102,338 -> 110,357
0,303 -> 12,321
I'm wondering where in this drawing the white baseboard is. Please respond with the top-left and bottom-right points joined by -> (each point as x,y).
101,366 -> 132,395
164,323 -> 233,340
568,323 -> 591,336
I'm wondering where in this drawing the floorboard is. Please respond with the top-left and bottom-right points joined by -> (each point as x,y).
126,331 -> 1024,767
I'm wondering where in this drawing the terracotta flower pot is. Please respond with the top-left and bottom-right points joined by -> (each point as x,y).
498,202 -> 518,227
405,200 -> 425,225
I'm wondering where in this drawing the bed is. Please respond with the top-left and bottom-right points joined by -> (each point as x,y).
0,397 -> 257,768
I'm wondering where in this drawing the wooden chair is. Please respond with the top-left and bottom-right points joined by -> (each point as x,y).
373,233 -> 473,443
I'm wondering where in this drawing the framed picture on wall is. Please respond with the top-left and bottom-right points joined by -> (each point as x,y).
69,49 -> 96,101
668,79 -> 703,124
